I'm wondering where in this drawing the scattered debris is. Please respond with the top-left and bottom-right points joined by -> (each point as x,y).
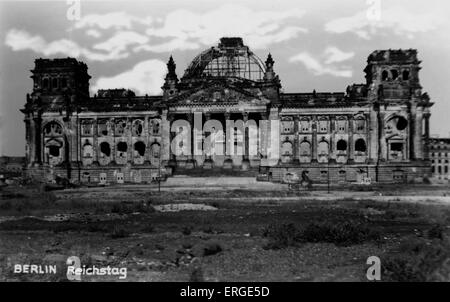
153,203 -> 218,212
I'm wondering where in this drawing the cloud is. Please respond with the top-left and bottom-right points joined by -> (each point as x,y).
5,29 -> 83,57
134,37 -> 199,53
73,12 -> 152,30
289,47 -> 353,77
5,4 -> 308,63
325,6 -> 444,40
91,60 -> 166,95
323,47 -> 355,64
86,29 -> 102,38
5,29 -> 134,62
145,4 -> 307,50
92,31 -> 149,55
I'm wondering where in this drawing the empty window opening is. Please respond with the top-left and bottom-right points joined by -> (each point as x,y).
382,70 -> 389,81
52,78 -> 58,89
355,139 -> 367,152
391,142 -> 403,152
100,142 -> 111,157
42,78 -> 49,89
391,69 -> 399,80
395,116 -> 408,131
61,78 -> 68,88
402,70 -> 409,80
134,141 -> 146,157
99,125 -> 108,136
117,142 -> 127,152
337,140 -> 347,151
49,146 -> 60,157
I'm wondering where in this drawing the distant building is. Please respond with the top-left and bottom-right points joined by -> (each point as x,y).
22,37 -> 433,184
429,138 -> 450,181
0,156 -> 25,174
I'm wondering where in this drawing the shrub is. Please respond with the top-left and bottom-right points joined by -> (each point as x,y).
110,225 -> 130,238
428,224 -> 445,240
262,223 -> 301,249
87,223 -> 107,232
383,237 -> 450,282
141,223 -> 154,233
182,226 -> 192,236
189,267 -> 205,282
192,241 -> 223,257
262,220 -> 380,249
299,220 -> 380,246
111,202 -> 154,214
0,201 -> 12,210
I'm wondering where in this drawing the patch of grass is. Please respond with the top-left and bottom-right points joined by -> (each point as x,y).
0,200 -> 12,210
141,222 -> 154,233
189,267 -> 205,282
300,220 -> 380,246
382,237 -> 450,281
110,225 -> 130,239
182,226 -> 192,235
263,220 -> 380,249
87,223 -> 108,232
427,224 -> 446,240
262,223 -> 301,250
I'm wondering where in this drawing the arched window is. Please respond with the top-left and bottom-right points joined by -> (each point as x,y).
381,70 -> 389,81
115,120 -> 127,136
117,142 -> 127,152
318,140 -> 329,156
99,142 -> 111,157
281,141 -> 293,156
299,141 -> 311,156
151,143 -> 160,158
98,120 -> 109,136
61,78 -> 68,88
355,139 -> 367,152
52,78 -> 58,89
337,140 -> 347,151
395,116 -> 408,131
49,145 -> 60,157
134,141 -> 146,157
82,141 -> 93,158
391,69 -> 399,80
402,70 -> 410,80
44,121 -> 63,137
42,78 -> 49,89
132,120 -> 144,136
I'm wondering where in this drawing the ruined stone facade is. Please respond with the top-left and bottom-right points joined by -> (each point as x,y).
22,37 -> 433,184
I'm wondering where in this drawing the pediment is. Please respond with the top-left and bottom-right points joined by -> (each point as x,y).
169,82 -> 271,106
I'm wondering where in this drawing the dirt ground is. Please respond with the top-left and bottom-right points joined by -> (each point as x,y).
1,178 -> 450,282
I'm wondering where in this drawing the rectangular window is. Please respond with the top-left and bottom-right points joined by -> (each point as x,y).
391,143 -> 403,152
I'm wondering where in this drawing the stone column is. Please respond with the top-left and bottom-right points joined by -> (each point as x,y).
259,112 -> 268,159
311,116 -> 317,162
223,111 -> 233,169
424,112 -> 431,160
293,116 -> 299,163
348,115 -> 354,162
414,106 -> 424,159
369,104 -> 379,163
379,110 -> 387,161
243,112 -> 249,161
34,116 -> 42,164
93,118 -> 98,163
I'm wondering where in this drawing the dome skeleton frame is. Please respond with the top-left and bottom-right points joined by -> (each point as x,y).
182,43 -> 266,82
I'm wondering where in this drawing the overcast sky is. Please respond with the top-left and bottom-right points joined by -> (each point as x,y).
1,0 -> 449,156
